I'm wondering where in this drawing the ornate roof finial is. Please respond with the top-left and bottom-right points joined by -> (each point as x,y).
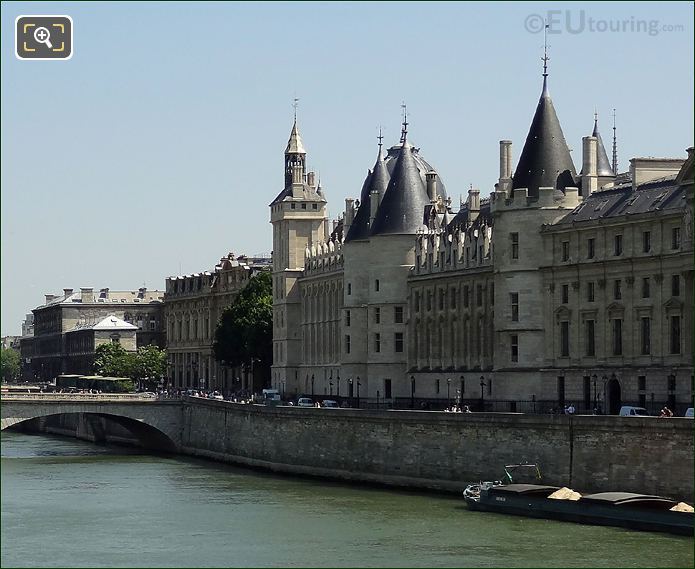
542,21 -> 550,77
594,109 -> 598,125
377,126 -> 384,150
612,108 -> 618,174
292,96 -> 299,122
400,102 -> 408,143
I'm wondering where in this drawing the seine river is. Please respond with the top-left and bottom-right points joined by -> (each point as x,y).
1,431 -> 692,568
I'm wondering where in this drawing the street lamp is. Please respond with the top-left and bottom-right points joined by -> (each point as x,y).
357,377 -> 361,408
281,379 -> 286,399
601,374 -> 608,414
447,378 -> 451,404
337,374 -> 340,398
480,376 -> 486,411
410,376 -> 415,409
311,374 -> 315,399
377,390 -> 380,409
532,393 -> 536,414
329,381 -> 334,396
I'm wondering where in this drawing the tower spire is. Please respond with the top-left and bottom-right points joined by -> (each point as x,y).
400,102 -> 408,143
293,96 -> 299,122
612,108 -> 618,174
541,21 -> 550,94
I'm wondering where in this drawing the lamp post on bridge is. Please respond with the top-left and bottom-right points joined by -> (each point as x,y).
480,376 -> 486,411
311,374 -> 315,399
447,378 -> 451,406
410,376 -> 415,409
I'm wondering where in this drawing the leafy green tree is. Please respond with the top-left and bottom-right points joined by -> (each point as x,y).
1,348 -> 21,382
133,345 -> 167,390
93,343 -> 136,378
213,270 -> 272,374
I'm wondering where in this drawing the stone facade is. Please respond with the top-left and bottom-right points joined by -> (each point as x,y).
164,253 -> 271,393
25,287 -> 165,381
271,73 -> 693,412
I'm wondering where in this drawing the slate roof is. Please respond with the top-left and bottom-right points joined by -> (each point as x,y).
593,120 -> 615,177
512,77 -> 577,197
448,198 -> 493,231
370,140 -> 431,236
554,175 -> 687,226
345,146 -> 390,242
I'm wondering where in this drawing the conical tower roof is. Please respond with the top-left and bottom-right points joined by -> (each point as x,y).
593,118 -> 615,177
346,146 -> 390,242
370,137 -> 429,236
512,77 -> 577,196
285,120 -> 306,154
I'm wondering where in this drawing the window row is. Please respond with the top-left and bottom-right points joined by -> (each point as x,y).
414,283 -> 493,312
557,315 -> 682,358
559,275 -> 681,304
344,332 -> 404,354
559,227 -> 681,262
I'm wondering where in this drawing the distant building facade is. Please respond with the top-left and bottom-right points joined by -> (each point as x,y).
24,287 -> 164,381
164,253 -> 271,393
270,66 -> 693,413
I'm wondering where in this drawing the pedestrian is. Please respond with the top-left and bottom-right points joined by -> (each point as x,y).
568,403 -> 576,415
659,406 -> 673,418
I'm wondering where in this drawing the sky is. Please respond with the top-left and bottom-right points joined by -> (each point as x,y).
1,1 -> 693,335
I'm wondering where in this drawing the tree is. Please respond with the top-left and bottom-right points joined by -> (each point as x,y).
213,271 -> 272,379
93,343 -> 136,378
1,348 -> 21,382
133,345 -> 167,390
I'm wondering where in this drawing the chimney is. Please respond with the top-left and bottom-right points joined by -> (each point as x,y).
63,288 -> 73,298
307,171 -> 316,188
44,294 -> 57,304
81,287 -> 94,303
344,198 -> 355,235
581,136 -> 598,197
370,189 -> 380,224
498,140 -> 513,195
468,186 -> 480,223
426,170 -> 438,202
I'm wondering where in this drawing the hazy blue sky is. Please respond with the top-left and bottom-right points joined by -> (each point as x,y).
1,1 -> 693,335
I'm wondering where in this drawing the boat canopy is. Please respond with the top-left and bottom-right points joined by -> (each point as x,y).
491,484 -> 560,496
580,493 -> 679,509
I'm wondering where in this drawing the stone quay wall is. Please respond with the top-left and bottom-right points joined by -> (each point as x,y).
180,399 -> 694,502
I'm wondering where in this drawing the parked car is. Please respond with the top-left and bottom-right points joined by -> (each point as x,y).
618,406 -> 649,417
684,408 -> 694,418
208,391 -> 224,400
296,397 -> 314,407
322,400 -> 339,408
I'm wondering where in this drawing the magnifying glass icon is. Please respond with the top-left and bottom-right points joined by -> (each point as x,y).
33,27 -> 53,49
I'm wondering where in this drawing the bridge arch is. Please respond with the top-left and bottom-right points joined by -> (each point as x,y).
1,398 -> 182,452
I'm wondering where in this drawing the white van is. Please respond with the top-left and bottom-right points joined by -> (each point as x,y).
619,406 -> 649,417
262,389 -> 281,405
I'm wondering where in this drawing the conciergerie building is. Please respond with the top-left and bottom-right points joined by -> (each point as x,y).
269,61 -> 693,414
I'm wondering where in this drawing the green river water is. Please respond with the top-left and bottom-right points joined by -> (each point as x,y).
1,431 -> 692,567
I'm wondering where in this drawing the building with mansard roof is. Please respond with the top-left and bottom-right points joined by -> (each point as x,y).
270,65 -> 693,413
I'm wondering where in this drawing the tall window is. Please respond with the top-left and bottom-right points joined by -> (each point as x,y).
587,238 -> 595,259
451,290 -> 457,309
641,278 -> 650,299
614,234 -> 623,256
510,334 -> 519,362
374,333 -> 381,353
435,379 -> 440,395
394,306 -> 404,324
585,320 -> 595,356
640,317 -> 651,355
394,332 -> 404,353
463,286 -> 470,308
510,293 -> 519,321
583,376 -> 591,410
614,279 -> 622,300
561,284 -> 569,304
672,227 -> 681,250
345,310 -> 351,327
562,241 -> 570,262
671,274 -> 680,297
511,233 -> 519,259
347,283 -> 352,295
642,231 -> 651,253
560,321 -> 569,357
415,293 -> 420,313
374,307 -> 381,324
375,279 -> 380,292
612,319 -> 623,356
345,335 -> 351,354
476,285 -> 482,307
587,281 -> 595,303
439,290 -> 445,310
670,316 -> 681,354
557,376 -> 566,408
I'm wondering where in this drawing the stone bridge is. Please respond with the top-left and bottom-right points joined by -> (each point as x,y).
0,394 -> 183,452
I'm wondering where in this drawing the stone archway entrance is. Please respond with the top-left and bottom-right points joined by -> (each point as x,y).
607,378 -> 622,415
